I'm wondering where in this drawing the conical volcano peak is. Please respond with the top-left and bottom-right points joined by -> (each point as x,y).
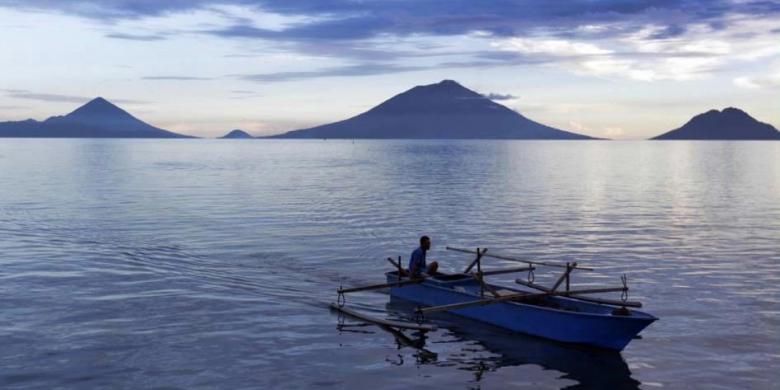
408,79 -> 482,98
66,97 -> 129,118
90,96 -> 110,104
0,96 -> 192,138
366,79 -> 495,116
270,80 -> 593,139
434,79 -> 464,88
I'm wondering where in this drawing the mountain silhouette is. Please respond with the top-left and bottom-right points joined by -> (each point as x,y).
269,80 -> 593,139
0,97 -> 192,138
220,129 -> 253,139
652,107 -> 780,140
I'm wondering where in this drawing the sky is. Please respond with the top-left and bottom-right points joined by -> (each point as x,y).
0,0 -> 778,139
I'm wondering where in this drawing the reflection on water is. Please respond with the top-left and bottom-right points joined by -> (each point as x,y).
1,139 -> 779,389
380,298 -> 639,389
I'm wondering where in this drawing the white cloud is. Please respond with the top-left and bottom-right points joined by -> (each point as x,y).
733,72 -> 780,89
493,37 -> 612,56
733,76 -> 760,89
490,16 -> 779,83
568,120 -> 592,133
577,24 -> 609,33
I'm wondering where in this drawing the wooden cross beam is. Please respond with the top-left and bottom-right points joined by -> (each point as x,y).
463,247 -> 488,273
550,262 -> 577,292
386,257 -> 405,278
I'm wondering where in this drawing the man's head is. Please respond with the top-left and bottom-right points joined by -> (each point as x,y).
420,235 -> 431,251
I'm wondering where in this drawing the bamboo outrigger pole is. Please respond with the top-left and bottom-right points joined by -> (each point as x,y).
338,278 -> 423,294
446,247 -> 595,271
331,304 -> 438,331
477,266 -> 534,276
514,278 -> 643,308
416,286 -> 628,314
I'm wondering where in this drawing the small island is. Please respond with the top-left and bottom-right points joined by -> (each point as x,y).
219,129 -> 253,139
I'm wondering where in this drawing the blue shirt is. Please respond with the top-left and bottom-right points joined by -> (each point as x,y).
408,246 -> 426,276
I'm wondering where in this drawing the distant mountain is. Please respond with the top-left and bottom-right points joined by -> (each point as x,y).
0,97 -> 192,138
652,107 -> 780,140
220,129 -> 253,139
268,80 -> 593,139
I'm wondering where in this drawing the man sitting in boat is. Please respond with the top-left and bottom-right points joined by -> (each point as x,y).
408,236 -> 438,277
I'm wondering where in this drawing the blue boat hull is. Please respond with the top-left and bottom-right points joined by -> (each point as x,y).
387,272 -> 657,351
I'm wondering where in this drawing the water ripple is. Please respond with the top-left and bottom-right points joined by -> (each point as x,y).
0,139 -> 778,388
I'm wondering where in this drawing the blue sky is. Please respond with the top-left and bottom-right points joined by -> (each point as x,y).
0,0 -> 778,138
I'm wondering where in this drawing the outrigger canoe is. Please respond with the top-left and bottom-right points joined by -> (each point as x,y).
334,246 -> 658,351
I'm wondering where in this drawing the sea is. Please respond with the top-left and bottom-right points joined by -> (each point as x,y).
1,139 -> 778,389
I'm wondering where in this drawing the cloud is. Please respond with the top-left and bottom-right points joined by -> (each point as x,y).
493,38 -> 612,57
486,16 -> 780,82
3,91 -> 89,103
568,121 -> 594,134
105,32 -> 167,41
208,15 -> 394,41
142,76 -> 213,81
5,1 -> 778,39
604,127 -> 625,137
3,0 -> 780,84
237,56 -> 538,82
3,89 -> 147,105
238,63 -> 426,82
482,93 -> 517,101
733,72 -> 780,89
228,90 -> 261,100
646,24 -> 687,39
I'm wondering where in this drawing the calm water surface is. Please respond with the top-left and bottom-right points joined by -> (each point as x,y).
1,139 -> 779,389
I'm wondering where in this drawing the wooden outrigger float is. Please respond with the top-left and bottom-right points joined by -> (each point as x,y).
333,247 -> 657,351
